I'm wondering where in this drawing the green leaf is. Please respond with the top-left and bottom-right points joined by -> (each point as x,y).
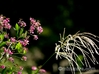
15,23 -> 20,31
15,23 -> 20,37
0,42 -> 6,48
19,28 -> 24,36
0,34 -> 4,41
15,42 -> 22,53
1,67 -> 14,74
23,49 -> 26,54
1,67 -> 9,74
32,69 -> 39,74
24,31 -> 27,38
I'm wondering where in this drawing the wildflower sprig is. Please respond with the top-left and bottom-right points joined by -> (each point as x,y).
55,28 -> 99,74
0,14 -> 44,74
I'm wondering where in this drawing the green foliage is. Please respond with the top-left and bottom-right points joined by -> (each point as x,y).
15,23 -> 20,31
0,34 -> 4,41
0,42 -> 6,48
19,28 -> 24,36
32,69 -> 39,74
15,42 -> 22,53
14,23 -> 20,37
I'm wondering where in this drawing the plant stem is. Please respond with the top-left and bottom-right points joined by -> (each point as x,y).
35,53 -> 55,74
41,52 -> 55,68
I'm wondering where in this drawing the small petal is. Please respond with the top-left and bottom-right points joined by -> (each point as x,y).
18,19 -> 26,27
32,66 -> 37,70
37,26 -> 43,34
19,66 -> 23,71
17,71 -> 22,74
8,57 -> 14,62
21,56 -> 27,61
8,49 -> 13,55
33,35 -> 38,40
10,37 -> 16,42
39,69 -> 46,73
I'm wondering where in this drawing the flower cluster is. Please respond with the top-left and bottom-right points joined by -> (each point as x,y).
0,15 -> 44,74
29,18 -> 43,40
0,15 -> 11,30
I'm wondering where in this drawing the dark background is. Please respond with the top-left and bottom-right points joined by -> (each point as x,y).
1,0 -> 99,74
1,0 -> 99,33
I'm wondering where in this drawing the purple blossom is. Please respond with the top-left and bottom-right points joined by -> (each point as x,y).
21,56 -> 27,61
29,18 -> 43,34
0,65 -> 5,69
8,57 -> 14,62
29,25 -> 35,34
39,69 -> 46,73
19,39 -> 29,46
0,15 -> 11,30
30,18 -> 36,24
36,26 -> 43,34
3,48 -> 13,55
4,33 -> 9,38
33,35 -> 38,40
23,39 -> 29,46
31,66 -> 37,70
30,18 -> 41,27
19,66 -> 23,71
4,23 -> 11,29
34,21 -> 41,27
3,47 -> 8,53
18,19 -> 26,27
8,49 -> 13,55
17,71 -> 22,74
10,37 -> 16,42
2,18 -> 11,29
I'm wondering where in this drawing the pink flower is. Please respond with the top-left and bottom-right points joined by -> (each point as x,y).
8,57 -> 14,62
19,66 -> 23,71
23,39 -> 29,46
19,39 -> 29,46
17,71 -> 22,74
39,69 -> 46,73
4,33 -> 9,38
34,21 -> 40,27
33,35 -> 38,40
8,49 -> 13,55
3,47 -> 8,53
2,18 -> 11,29
30,18 -> 36,24
10,37 -> 16,42
29,25 -> 35,34
36,26 -> 43,34
31,66 -> 37,70
0,65 -> 5,69
21,56 -> 27,61
29,17 -> 43,35
18,19 -> 26,27
3,48 -> 13,55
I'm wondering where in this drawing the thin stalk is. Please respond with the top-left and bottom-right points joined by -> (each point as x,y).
35,53 -> 55,74
41,52 -> 55,68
